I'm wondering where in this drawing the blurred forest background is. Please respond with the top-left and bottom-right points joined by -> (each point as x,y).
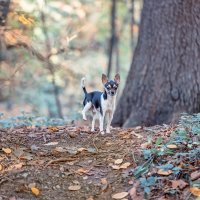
0,0 -> 142,125
1,0 -> 200,128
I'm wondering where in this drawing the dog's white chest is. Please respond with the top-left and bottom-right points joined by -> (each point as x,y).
101,95 -> 115,112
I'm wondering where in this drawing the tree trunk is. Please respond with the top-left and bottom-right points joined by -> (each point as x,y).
113,0 -> 200,127
107,0 -> 117,78
0,0 -> 10,61
0,0 -> 10,26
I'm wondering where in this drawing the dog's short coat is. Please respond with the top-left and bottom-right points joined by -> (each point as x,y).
81,74 -> 120,135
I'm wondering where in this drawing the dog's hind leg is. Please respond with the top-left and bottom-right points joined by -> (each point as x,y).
82,102 -> 92,120
91,112 -> 98,132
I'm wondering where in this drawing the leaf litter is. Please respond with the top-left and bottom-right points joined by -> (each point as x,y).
0,119 -> 199,199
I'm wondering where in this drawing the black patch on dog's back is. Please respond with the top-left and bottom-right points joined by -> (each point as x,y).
83,91 -> 107,115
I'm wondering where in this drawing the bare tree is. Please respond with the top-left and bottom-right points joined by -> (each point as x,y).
107,0 -> 117,78
40,8 -> 63,118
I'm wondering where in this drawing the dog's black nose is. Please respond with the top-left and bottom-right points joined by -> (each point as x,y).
111,91 -> 115,95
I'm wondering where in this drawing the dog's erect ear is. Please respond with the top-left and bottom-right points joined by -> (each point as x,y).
114,73 -> 120,84
102,74 -> 108,84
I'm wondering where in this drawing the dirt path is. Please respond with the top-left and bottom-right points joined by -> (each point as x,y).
0,126 -> 147,200
0,125 -> 199,200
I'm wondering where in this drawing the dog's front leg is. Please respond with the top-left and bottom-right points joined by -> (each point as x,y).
99,114 -> 105,135
106,111 -> 113,134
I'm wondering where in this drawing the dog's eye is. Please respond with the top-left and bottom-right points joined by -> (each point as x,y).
113,85 -> 118,89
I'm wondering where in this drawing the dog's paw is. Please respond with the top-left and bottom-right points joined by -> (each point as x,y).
83,117 -> 87,121
106,129 -> 110,134
100,131 -> 105,135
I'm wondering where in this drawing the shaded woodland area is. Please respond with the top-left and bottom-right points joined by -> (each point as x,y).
0,0 -> 200,200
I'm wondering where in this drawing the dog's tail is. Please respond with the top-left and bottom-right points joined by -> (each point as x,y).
81,77 -> 87,95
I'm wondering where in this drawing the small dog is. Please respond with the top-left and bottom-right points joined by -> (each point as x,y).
81,73 -> 120,135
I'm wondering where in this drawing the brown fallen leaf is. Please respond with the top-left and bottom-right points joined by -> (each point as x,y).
191,171 -> 200,181
0,164 -> 3,171
55,147 -> 66,152
72,180 -> 80,185
129,181 -> 141,200
101,178 -> 108,185
28,183 -> 36,189
190,187 -> 200,197
86,197 -> 94,200
76,168 -> 91,174
101,178 -> 108,191
2,147 -> 12,154
129,186 -> 137,199
68,132 -> 77,138
128,180 -> 134,185
122,134 -> 131,139
140,142 -> 151,149
114,159 -> 123,165
44,142 -> 58,146
14,163 -> 23,169
129,186 -> 143,200
105,142 -> 113,146
119,131 -> 129,136
77,147 -> 87,152
112,192 -> 128,199
131,131 -> 143,138
48,126 -> 59,132
68,185 -> 81,191
120,162 -> 131,169
111,162 -> 131,170
20,152 -> 33,160
157,169 -> 172,176
171,179 -> 188,189
167,144 -> 178,149
31,187 -> 40,196
111,165 -> 120,170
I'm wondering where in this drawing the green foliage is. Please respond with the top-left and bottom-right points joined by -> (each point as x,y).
140,176 -> 156,194
133,157 -> 153,179
167,113 -> 200,151
155,137 -> 163,146
131,113 -> 200,196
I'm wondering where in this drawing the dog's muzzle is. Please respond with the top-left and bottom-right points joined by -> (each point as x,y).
109,91 -> 115,96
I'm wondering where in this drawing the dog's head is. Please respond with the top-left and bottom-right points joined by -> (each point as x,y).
102,73 -> 120,96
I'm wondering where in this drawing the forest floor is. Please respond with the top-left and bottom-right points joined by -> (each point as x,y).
0,123 -> 199,200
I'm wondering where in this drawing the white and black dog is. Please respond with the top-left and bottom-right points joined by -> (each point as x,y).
81,73 -> 120,135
